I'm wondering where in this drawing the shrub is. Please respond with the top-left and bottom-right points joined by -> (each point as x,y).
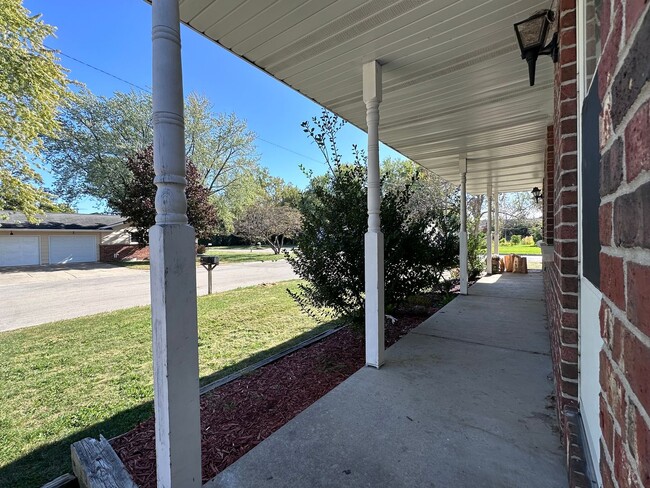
196,244 -> 206,254
287,163 -> 460,323
510,234 -> 522,245
499,237 -> 507,246
522,235 -> 534,246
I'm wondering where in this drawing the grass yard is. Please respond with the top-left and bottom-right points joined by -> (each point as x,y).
0,281 -> 331,487
112,249 -> 285,270
498,244 -> 542,255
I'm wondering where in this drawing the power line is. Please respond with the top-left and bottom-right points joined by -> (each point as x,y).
45,44 -> 151,93
46,45 -> 326,165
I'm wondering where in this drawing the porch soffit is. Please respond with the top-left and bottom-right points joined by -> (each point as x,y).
163,0 -> 555,195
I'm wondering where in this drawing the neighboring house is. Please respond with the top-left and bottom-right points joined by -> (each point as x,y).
0,212 -> 137,267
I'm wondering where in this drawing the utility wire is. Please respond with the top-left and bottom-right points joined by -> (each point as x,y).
45,44 -> 151,93
45,45 -> 325,165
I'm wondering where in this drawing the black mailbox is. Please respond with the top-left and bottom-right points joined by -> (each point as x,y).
199,255 -> 219,266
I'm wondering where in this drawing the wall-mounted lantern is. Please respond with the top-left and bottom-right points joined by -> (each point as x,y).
531,186 -> 543,203
514,9 -> 559,86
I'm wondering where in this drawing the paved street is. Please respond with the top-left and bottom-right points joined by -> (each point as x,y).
0,261 -> 296,332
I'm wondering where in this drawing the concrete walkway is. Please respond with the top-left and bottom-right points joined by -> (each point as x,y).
207,272 -> 567,488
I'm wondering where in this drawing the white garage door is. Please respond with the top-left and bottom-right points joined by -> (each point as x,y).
49,235 -> 97,264
0,236 -> 40,267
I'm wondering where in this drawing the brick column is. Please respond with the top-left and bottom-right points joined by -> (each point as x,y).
597,2 -> 650,487
545,124 -> 555,243
545,0 -> 580,424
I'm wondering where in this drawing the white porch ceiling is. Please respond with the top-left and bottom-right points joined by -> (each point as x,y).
169,0 -> 554,195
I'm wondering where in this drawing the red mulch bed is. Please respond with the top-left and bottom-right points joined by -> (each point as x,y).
112,309 -> 437,487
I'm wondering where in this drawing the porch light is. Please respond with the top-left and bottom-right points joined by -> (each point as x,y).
514,9 -> 559,86
531,186 -> 543,203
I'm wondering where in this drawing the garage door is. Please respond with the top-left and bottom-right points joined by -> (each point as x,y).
0,236 -> 40,267
49,235 -> 97,264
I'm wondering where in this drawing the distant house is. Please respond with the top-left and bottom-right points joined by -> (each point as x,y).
0,212 -> 136,267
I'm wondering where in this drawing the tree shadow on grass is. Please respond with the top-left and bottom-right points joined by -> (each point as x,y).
0,321 -> 340,488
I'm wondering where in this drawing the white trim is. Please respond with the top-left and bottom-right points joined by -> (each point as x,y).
576,2 -> 603,484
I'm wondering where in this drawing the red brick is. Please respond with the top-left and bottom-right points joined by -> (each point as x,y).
614,180 -> 650,249
600,253 -> 626,310
624,331 -> 650,415
560,9 -> 576,29
634,411 -> 650,486
559,0 -> 575,10
560,98 -> 578,117
560,81 -> 577,101
602,453 -> 616,488
560,153 -> 577,171
601,394 -> 615,455
561,344 -> 579,362
627,262 -> 650,337
559,257 -> 578,275
559,45 -> 577,66
601,138 -> 624,196
561,327 -> 578,344
600,202 -> 613,245
626,0 -> 649,40
598,5 -> 623,100
557,224 -> 578,239
625,100 -> 650,183
560,135 -> 578,154
559,189 -> 577,206
560,26 -> 577,47
600,0 -> 612,43
612,318 -> 625,364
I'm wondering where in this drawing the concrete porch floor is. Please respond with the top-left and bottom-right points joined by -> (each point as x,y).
207,272 -> 567,488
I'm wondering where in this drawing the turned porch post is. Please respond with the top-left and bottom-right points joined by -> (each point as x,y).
486,183 -> 493,275
363,61 -> 384,368
459,156 -> 468,295
151,1 -> 202,486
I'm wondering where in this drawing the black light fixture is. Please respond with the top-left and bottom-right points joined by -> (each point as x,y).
514,9 -> 559,86
531,186 -> 543,203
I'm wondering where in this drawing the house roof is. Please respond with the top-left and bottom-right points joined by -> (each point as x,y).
158,0 -> 553,195
0,212 -> 127,230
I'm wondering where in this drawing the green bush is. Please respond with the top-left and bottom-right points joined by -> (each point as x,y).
510,234 -> 522,245
287,163 -> 460,323
522,235 -> 534,246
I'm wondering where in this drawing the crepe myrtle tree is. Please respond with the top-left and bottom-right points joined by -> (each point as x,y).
234,202 -> 302,254
109,146 -> 219,244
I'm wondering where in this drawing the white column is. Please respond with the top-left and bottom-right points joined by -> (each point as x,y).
494,186 -> 500,256
151,1 -> 202,487
459,156 -> 468,295
363,61 -> 384,368
486,183 -> 492,275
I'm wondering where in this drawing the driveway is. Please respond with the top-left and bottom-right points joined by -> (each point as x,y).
0,261 -> 297,332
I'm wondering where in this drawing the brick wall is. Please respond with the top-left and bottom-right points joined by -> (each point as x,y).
545,0 -> 580,419
598,2 -> 650,487
99,244 -> 149,262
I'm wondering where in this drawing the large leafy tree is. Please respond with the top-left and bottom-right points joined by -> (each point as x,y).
0,0 -> 71,217
109,146 -> 219,244
45,90 -> 260,208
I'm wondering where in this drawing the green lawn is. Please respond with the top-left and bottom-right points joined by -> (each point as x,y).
112,249 -> 285,270
0,281 -> 332,487
498,244 -> 542,255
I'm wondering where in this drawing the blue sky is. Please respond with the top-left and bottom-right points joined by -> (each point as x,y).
26,0 -> 404,213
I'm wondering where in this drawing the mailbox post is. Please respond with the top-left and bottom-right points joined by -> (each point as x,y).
199,255 -> 219,294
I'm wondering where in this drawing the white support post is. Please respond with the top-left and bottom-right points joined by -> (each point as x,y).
486,183 -> 493,275
459,156 -> 468,295
151,1 -> 202,487
363,61 -> 384,369
494,186 -> 500,256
